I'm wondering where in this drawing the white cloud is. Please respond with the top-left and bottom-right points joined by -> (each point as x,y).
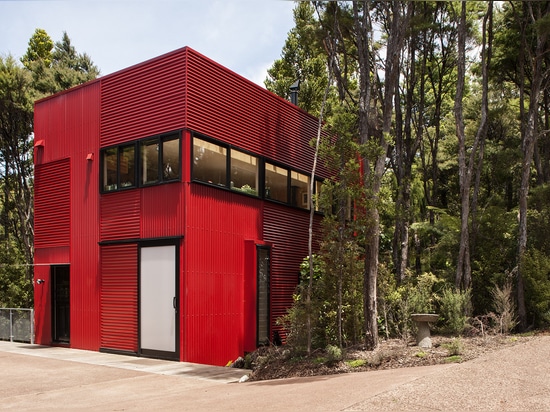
0,0 -> 296,86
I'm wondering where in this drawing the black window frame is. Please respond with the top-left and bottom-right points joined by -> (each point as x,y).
189,131 -> 325,212
100,130 -> 182,194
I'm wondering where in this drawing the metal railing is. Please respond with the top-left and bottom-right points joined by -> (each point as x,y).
0,308 -> 34,344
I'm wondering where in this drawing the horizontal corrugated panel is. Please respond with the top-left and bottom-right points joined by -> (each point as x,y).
185,49 -> 329,177
34,159 -> 71,248
263,202 -> 322,338
100,49 -> 187,146
100,244 -> 138,353
100,191 -> 141,241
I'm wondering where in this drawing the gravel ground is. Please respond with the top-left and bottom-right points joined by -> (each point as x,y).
345,335 -> 550,411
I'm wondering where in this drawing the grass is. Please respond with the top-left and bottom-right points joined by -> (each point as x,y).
345,359 -> 367,368
445,355 -> 462,363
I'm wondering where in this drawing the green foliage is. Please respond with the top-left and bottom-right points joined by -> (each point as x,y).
520,249 -> 550,328
442,338 -> 464,356
325,344 -> 343,363
0,29 -> 100,309
23,30 -> 100,95
378,271 -> 444,340
20,28 -> 54,69
345,359 -> 367,368
438,288 -> 472,335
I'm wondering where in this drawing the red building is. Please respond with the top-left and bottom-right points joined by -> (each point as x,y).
33,47 -> 327,365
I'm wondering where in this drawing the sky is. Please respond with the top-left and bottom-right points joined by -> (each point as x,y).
0,0 -> 296,87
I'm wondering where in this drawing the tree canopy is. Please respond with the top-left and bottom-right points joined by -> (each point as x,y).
268,1 -> 550,350
0,29 -> 99,307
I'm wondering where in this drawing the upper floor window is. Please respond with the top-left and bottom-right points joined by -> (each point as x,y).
291,170 -> 310,209
101,130 -> 180,193
231,149 -> 258,196
191,133 -> 322,210
102,144 -> 136,192
265,162 -> 288,203
193,137 -> 227,186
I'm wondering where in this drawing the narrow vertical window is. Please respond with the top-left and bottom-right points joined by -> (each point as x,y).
265,162 -> 288,203
315,180 -> 323,212
162,136 -> 180,181
231,149 -> 258,196
103,148 -> 118,191
291,171 -> 310,209
120,145 -> 136,188
141,138 -> 159,185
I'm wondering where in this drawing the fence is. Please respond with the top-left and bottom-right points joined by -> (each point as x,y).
0,308 -> 34,344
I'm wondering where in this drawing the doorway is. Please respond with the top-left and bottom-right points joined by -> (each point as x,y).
256,246 -> 271,346
139,242 -> 179,360
51,265 -> 70,344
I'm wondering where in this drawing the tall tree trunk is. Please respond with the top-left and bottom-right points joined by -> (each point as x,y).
517,2 -> 548,330
470,2 -> 493,253
393,1 -> 422,283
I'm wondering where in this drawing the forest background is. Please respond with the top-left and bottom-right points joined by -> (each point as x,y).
2,1 -> 550,354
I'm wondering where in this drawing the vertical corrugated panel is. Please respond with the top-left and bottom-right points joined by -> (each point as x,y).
67,83 -> 102,350
140,184 -> 185,239
263,202 -> 322,340
185,48 -> 330,178
34,159 -> 71,248
184,184 -> 261,365
34,81 -> 102,351
100,49 -> 187,146
100,244 -> 138,352
34,81 -> 101,164
100,191 -> 141,241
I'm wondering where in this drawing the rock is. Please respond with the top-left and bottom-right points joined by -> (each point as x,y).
232,356 -> 245,368
239,375 -> 249,383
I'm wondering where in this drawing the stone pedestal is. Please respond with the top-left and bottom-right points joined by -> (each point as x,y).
411,314 -> 439,348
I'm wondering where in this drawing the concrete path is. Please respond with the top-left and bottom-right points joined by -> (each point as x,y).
0,336 -> 549,411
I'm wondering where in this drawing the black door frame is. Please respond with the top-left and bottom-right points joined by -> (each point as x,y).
51,265 -> 70,344
138,239 -> 180,361
256,245 -> 271,346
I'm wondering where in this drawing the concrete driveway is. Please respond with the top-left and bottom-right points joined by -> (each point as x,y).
0,336 -> 549,411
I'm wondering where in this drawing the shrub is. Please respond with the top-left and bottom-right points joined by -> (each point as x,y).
438,288 -> 471,335
325,344 -> 343,362
491,280 -> 518,334
443,338 -> 463,356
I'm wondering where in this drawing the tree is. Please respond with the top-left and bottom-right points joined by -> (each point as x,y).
20,28 -> 54,70
0,29 -> 99,307
23,30 -> 99,95
0,56 -> 35,306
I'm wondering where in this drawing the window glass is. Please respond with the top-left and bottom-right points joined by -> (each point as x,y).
291,171 -> 310,209
120,145 -> 136,188
231,149 -> 258,196
193,137 -> 227,186
265,162 -> 288,203
141,139 -> 159,185
103,148 -> 118,191
162,136 -> 180,180
315,180 -> 323,212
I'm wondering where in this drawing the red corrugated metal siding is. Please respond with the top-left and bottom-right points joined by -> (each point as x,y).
184,184 -> 261,365
67,83 -> 102,350
185,49 -> 328,177
34,159 -> 71,248
140,184 -> 185,239
100,49 -> 187,146
100,244 -> 138,352
263,203 -> 323,340
100,191 -> 141,241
